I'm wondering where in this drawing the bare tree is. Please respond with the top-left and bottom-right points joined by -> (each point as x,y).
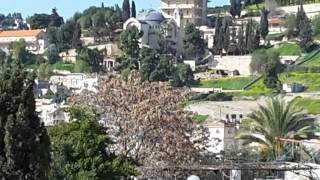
70,71 -> 209,166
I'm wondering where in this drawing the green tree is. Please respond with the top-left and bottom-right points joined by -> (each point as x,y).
237,23 -> 245,55
298,5 -> 313,51
119,26 -> 141,58
0,61 -> 50,179
76,47 -> 104,72
45,44 -> 60,64
139,48 -> 159,81
230,0 -> 241,18
283,14 -> 297,39
214,17 -> 224,55
131,0 -> 136,18
183,23 -> 206,59
149,55 -> 173,82
238,98 -> 317,160
9,39 -> 35,65
49,8 -> 64,27
250,48 -> 282,89
48,107 -> 137,180
27,13 -> 51,29
122,0 -> 130,21
260,7 -> 270,43
312,14 -> 320,38
0,49 -> 7,65
171,63 -> 194,87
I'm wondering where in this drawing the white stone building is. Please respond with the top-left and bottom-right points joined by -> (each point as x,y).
0,29 -> 47,54
49,73 -> 98,94
36,99 -> 70,126
160,0 -> 207,26
123,9 -> 183,55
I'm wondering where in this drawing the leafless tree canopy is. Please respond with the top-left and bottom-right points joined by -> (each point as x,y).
70,71 -> 209,166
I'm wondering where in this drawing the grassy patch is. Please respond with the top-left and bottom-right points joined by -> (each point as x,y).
280,72 -> 320,92
275,42 -> 301,56
245,3 -> 265,12
237,78 -> 277,97
266,33 -> 284,41
49,61 -> 75,72
292,97 -> 320,115
300,52 -> 320,66
192,114 -> 209,123
194,76 -> 257,90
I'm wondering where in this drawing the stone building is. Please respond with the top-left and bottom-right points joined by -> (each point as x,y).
0,29 -> 47,54
160,0 -> 207,26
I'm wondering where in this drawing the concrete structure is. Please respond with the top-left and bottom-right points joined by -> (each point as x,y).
34,80 -> 50,98
49,73 -> 98,94
160,0 -> 207,26
124,9 -> 183,54
36,99 -> 70,126
198,26 -> 215,49
279,3 -> 320,19
211,56 -> 252,76
206,121 -> 241,153
59,49 -> 77,64
0,29 -> 47,54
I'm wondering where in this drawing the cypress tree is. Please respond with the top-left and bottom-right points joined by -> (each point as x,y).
222,17 -> 230,54
0,61 -> 50,179
298,5 -> 312,50
122,0 -> 130,21
260,7 -> 269,43
214,17 -> 224,55
131,0 -> 136,18
237,22 -> 245,55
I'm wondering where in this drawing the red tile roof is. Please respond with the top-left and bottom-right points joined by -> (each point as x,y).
0,29 -> 43,37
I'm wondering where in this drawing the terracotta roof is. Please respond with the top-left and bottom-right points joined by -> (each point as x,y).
0,29 -> 43,37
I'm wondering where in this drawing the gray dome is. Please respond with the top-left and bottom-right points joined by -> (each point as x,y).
137,9 -> 165,24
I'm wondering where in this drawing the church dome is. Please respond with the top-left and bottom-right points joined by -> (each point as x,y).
137,9 -> 165,24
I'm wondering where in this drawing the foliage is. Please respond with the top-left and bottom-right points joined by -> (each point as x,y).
0,61 -> 50,179
131,0 -> 136,18
76,47 -> 104,72
171,63 -> 195,87
48,107 -> 137,180
45,44 -> 60,64
27,8 -> 64,29
183,23 -> 206,59
9,39 -> 36,65
230,0 -> 242,18
122,0 -> 131,21
283,14 -> 297,39
275,42 -> 301,56
194,76 -> 257,90
312,14 -> 320,38
192,114 -> 209,123
297,4 -> 313,51
119,26 -> 142,59
70,72 -> 209,166
238,98 -> 317,160
260,7 -> 269,41
37,63 -> 52,80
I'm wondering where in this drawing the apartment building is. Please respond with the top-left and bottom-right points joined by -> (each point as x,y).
160,0 -> 207,26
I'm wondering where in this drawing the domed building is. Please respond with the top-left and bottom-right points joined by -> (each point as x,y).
123,9 -> 183,55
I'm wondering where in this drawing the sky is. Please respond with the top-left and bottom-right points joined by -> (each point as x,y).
0,0 -> 229,19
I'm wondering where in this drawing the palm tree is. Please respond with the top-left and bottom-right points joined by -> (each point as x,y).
237,98 -> 317,160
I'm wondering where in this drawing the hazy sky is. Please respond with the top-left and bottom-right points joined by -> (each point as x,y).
0,0 -> 229,19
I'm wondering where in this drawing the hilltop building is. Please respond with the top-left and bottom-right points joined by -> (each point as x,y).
0,29 -> 47,54
160,0 -> 207,26
124,9 -> 183,55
